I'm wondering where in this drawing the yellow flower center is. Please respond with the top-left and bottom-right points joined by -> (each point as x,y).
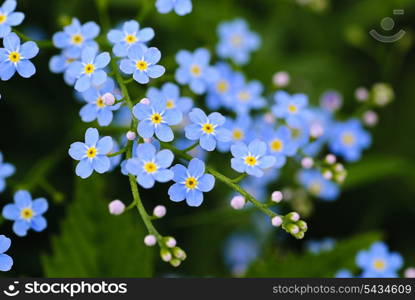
9,51 -> 20,63
342,133 -> 355,146
232,129 -> 244,141
136,60 -> 148,71
96,97 -> 105,108
270,139 -> 284,152
0,14 -> 7,24
151,113 -> 163,124
124,34 -> 137,44
231,34 -> 243,47
238,91 -> 251,102
309,182 -> 321,195
71,34 -> 84,45
166,99 -> 175,109
21,207 -> 34,220
373,259 -> 386,271
190,64 -> 201,77
144,162 -> 158,174
66,58 -> 75,64
86,147 -> 97,158
84,63 -> 95,74
185,177 -> 198,189
288,104 -> 298,113
244,155 -> 257,166
216,80 -> 229,93
202,123 -> 215,134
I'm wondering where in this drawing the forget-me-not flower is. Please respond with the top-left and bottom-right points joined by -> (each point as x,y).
120,45 -> 165,84
80,78 -> 121,126
133,94 -> 182,142
68,128 -> 113,178
52,18 -> 99,58
0,235 -> 12,271
49,51 -> 78,85
175,48 -> 218,94
107,20 -> 154,57
168,158 -> 215,207
217,114 -> 252,152
217,19 -> 260,65
262,126 -> 298,168
2,190 -> 48,237
67,47 -> 110,92
0,152 -> 15,193
272,91 -> 308,123
329,119 -> 371,162
0,0 -> 24,38
185,108 -> 231,151
356,242 -> 403,278
126,143 -> 174,188
230,75 -> 266,114
298,169 -> 339,201
206,62 -> 237,110
0,32 -> 38,80
231,140 -> 276,177
156,0 -> 192,16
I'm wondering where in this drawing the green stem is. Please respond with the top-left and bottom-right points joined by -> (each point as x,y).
107,148 -> 127,157
232,173 -> 247,183
14,29 -> 54,49
183,141 -> 199,153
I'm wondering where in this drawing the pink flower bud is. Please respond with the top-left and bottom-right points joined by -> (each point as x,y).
355,87 -> 369,102
363,110 -> 378,127
153,205 -> 166,218
323,170 -> 333,180
301,157 -> 314,169
404,267 -> 415,278
144,235 -> 157,246
230,196 -> 245,210
271,191 -> 283,203
271,216 -> 283,227
325,154 -> 336,164
108,200 -> 125,215
140,98 -> 150,105
165,237 -> 177,248
126,131 -> 136,141
273,71 -> 290,87
102,92 -> 115,106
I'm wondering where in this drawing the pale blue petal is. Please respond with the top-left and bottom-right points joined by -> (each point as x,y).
184,124 -> 201,140
248,140 -> 266,156
186,190 -> 203,207
95,52 -> 110,68
92,156 -> 111,173
188,108 -> 208,124
171,164 -> 187,182
85,128 -> 99,146
91,69 -> 107,86
147,65 -> 165,79
2,204 -> 19,220
14,190 -> 32,208
76,159 -> 93,178
155,124 -> 174,142
16,60 -> 36,78
188,158 -> 205,178
107,29 -> 123,43
153,169 -> 174,182
197,174 -> 214,192
155,149 -> 174,168
120,58 -> 135,74
137,173 -> 155,188
133,70 -> 149,84
32,198 -> 48,215
0,254 -> 13,271
137,119 -> 155,138
200,134 -> 216,151
20,41 -> 39,59
75,75 -> 91,92
96,136 -> 113,154
13,220 -> 29,237
31,216 -> 47,232
231,158 -> 246,173
168,183 -> 186,202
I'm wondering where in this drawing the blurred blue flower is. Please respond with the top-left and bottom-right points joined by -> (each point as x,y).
0,0 -> 24,38
230,75 -> 266,114
168,158 -> 215,207
0,152 -> 15,193
67,47 -> 110,92
68,128 -> 113,178
80,77 -> 121,126
185,108 -> 231,151
0,33 -> 38,80
302,108 -> 333,157
52,18 -> 99,58
146,82 -> 193,121
120,45 -> 165,84
175,48 -> 218,94
156,0 -> 192,16
335,269 -> 353,278
224,234 -> 259,276
329,119 -> 371,162
2,190 -> 48,237
133,95 -> 182,142
206,62 -> 237,109
126,143 -> 174,189
298,169 -> 339,201
49,51 -> 78,85
356,242 -> 403,278
217,114 -> 252,152
107,20 -> 154,57
306,238 -> 336,254
262,125 -> 298,168
175,138 -> 206,161
0,235 -> 12,271
217,19 -> 260,65
231,140 -> 276,177
108,141 -> 122,172
272,91 -> 308,123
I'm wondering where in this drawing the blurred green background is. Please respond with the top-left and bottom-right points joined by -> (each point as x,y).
0,0 -> 414,277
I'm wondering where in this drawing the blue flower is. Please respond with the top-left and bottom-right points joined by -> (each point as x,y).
224,233 -> 259,276
68,128 -> 113,178
206,62 -> 237,109
0,235 -> 12,271
80,78 -> 121,126
120,45 -> 165,84
217,114 -> 252,152
217,19 -> 260,65
146,82 -> 193,120
302,108 -> 333,157
0,33 -> 38,80
156,0 -> 192,16
175,48 -> 218,94
67,47 -> 110,92
329,119 -> 371,162
262,125 -> 298,168
335,269 -> 353,278
356,242 -> 403,278
184,108 -> 231,151
272,91 -> 308,123
107,20 -> 154,57
126,143 -> 174,188
0,152 -> 15,193
133,95 -> 182,142
52,18 -> 99,58
298,169 -> 339,201
306,238 -> 335,254
49,51 -> 78,85
2,190 -> 48,237
231,140 -> 276,177
168,158 -> 215,207
230,75 -> 266,114
0,0 -> 24,38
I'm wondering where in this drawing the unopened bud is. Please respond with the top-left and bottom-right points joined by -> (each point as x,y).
170,259 -> 181,267
144,234 -> 157,246
230,196 -> 245,210
271,191 -> 283,203
172,247 -> 187,260
102,92 -> 115,106
404,268 -> 415,278
323,170 -> 333,180
160,249 -> 172,262
126,131 -> 136,141
363,110 -> 378,127
140,98 -> 150,105
153,205 -> 166,218
271,216 -> 283,227
355,87 -> 369,102
108,200 -> 125,215
165,237 -> 177,248
301,157 -> 314,169
287,224 -> 300,235
297,220 -> 308,231
325,154 -> 336,164
273,71 -> 290,87
287,212 -> 300,222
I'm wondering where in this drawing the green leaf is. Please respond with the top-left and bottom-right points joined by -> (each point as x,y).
246,232 -> 381,277
41,176 -> 154,277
